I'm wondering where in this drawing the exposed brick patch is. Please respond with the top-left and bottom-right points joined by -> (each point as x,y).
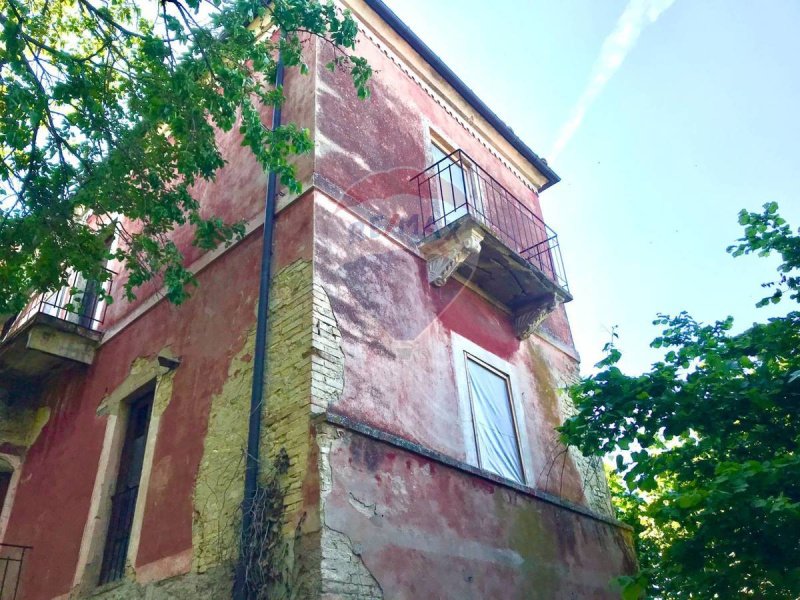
261,260 -> 346,519
262,260 -> 315,520
193,328 -> 256,573
310,284 -> 345,414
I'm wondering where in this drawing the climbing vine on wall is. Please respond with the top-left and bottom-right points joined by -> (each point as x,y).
241,448 -> 307,600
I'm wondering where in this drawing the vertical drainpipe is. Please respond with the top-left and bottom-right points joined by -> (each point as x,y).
232,40 -> 285,600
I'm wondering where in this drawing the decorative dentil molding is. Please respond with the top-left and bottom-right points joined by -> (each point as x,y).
343,2 -> 544,193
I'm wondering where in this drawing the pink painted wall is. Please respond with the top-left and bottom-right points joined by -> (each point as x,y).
326,432 -> 636,599
102,43 -> 317,330
306,21 -> 633,595
1,16 -> 632,599
314,194 -> 587,505
2,35 -> 319,598
3,231 -> 260,598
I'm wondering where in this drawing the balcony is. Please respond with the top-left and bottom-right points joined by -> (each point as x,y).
0,544 -> 30,600
0,271 -> 110,401
413,150 -> 572,339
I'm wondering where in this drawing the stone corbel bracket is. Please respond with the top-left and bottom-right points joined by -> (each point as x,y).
513,292 -> 561,340
420,221 -> 485,287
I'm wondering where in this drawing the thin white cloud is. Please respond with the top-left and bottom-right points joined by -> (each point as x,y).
549,0 -> 677,160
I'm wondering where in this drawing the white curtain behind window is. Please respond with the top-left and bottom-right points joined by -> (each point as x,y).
466,357 -> 524,484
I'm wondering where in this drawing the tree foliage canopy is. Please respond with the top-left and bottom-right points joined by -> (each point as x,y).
0,0 -> 371,312
560,202 -> 800,599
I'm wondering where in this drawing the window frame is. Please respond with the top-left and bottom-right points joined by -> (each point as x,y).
451,332 -> 534,486
463,352 -> 526,481
97,386 -> 155,585
430,138 -> 468,227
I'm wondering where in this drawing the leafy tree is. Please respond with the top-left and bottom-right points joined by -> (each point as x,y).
560,202 -> 800,599
0,0 -> 371,312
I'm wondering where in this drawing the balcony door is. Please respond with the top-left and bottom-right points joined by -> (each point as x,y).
430,144 -> 487,231
431,144 -> 469,228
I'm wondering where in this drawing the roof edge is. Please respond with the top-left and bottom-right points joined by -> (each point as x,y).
361,0 -> 561,191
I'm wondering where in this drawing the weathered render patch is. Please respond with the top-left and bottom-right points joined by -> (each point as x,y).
193,328 -> 256,573
526,343 -> 613,517
97,350 -> 177,417
0,400 -> 49,449
316,424 -> 383,600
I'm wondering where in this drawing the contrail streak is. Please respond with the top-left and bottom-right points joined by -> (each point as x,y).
550,0 -> 677,160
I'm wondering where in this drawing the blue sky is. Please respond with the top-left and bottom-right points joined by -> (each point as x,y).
384,0 -> 800,374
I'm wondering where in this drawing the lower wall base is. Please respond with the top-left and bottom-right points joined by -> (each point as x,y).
83,564 -> 232,600
318,423 -> 637,600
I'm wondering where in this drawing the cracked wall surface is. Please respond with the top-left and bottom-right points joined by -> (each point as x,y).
320,527 -> 383,600
0,3 -> 635,595
320,427 -> 635,600
258,254 -> 374,599
317,425 -> 383,600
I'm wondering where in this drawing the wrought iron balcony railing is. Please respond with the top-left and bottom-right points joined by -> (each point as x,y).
412,149 -> 568,292
0,543 -> 30,600
3,269 -> 113,340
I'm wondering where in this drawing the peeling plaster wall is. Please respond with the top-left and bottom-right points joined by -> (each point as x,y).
1,9 -> 632,599
320,428 -> 636,600
310,178 -> 629,594
0,401 -> 49,453
303,20 -> 626,593
192,327 -> 255,573
318,421 -> 383,600
3,194 -> 320,599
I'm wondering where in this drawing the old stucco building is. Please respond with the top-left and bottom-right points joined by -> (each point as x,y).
0,1 -> 635,598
